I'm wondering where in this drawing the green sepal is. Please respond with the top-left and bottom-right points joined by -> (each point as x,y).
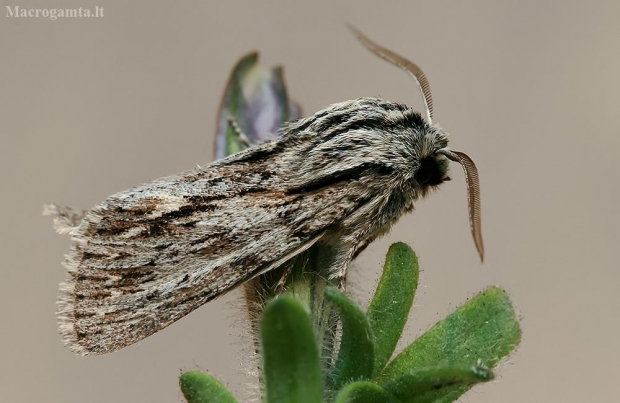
260,296 -> 323,403
215,52 -> 299,160
377,287 -> 521,402
221,52 -> 257,157
382,365 -> 494,403
367,243 -> 419,376
325,287 -> 376,389
334,381 -> 401,403
179,371 -> 238,403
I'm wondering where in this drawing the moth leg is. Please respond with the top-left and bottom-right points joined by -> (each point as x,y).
227,116 -> 279,145
226,116 -> 253,148
330,247 -> 354,289
275,263 -> 294,293
352,236 -> 374,259
329,227 -> 373,288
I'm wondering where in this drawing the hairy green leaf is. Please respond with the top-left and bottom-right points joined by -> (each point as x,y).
179,371 -> 238,403
261,296 -> 323,403
378,287 -> 521,402
367,242 -> 419,375
334,381 -> 400,403
325,287 -> 375,389
383,365 -> 493,403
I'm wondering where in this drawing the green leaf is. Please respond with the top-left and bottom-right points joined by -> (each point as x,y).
325,287 -> 375,389
367,243 -> 419,376
260,296 -> 323,403
334,381 -> 401,403
377,287 -> 521,402
179,371 -> 238,403
382,365 -> 494,403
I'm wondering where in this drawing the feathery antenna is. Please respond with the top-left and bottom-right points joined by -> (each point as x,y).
348,24 -> 434,124
437,149 -> 484,262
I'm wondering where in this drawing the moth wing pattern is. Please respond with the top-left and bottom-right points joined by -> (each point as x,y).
52,138 -> 368,355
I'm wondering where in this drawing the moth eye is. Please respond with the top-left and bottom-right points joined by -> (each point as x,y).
415,157 -> 444,186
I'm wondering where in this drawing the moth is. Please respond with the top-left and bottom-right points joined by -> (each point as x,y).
45,26 -> 483,355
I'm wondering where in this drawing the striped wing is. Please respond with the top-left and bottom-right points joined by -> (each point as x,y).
56,141 -> 364,355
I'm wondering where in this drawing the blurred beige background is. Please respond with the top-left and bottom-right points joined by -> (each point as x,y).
1,0 -> 619,402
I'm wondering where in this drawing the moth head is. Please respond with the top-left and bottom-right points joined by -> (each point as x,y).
350,24 -> 484,262
412,125 -> 450,191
